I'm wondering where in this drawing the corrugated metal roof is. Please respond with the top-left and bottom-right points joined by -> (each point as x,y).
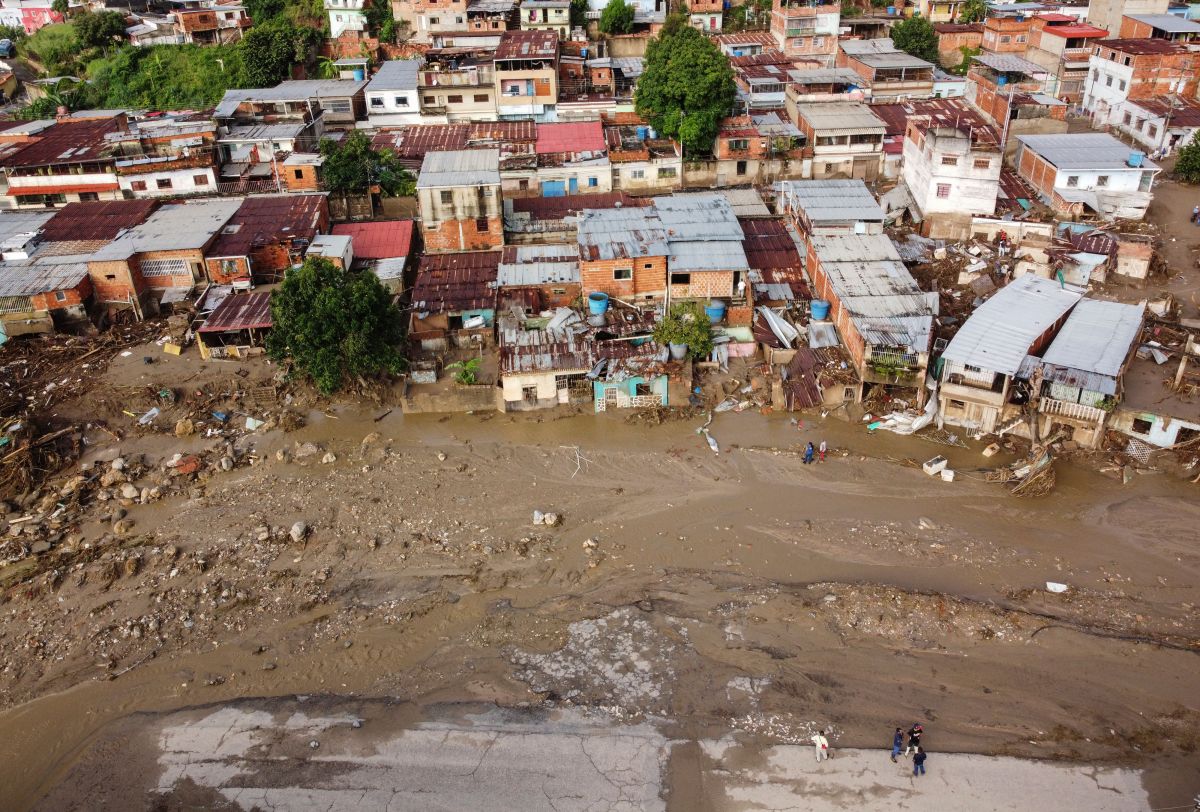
90,198 -> 243,261
497,243 -> 580,285
786,67 -> 868,85
0,211 -> 56,245
654,192 -> 744,242
495,29 -> 558,59
413,250 -> 501,313
941,275 -> 1081,375
972,52 -> 1047,75
1016,133 -> 1161,171
366,59 -> 422,92
40,200 -> 158,243
577,207 -> 668,261
216,79 -> 368,117
840,38 -> 899,55
198,291 -> 272,333
796,102 -> 885,134
1040,298 -> 1144,378
669,240 -> 750,272
854,51 -> 934,69
207,194 -> 326,259
778,179 -> 885,224
0,259 -> 88,297
536,121 -> 606,155
722,188 -> 771,217
331,220 -> 414,260
416,148 -> 501,188
1127,13 -> 1200,32
811,233 -> 903,263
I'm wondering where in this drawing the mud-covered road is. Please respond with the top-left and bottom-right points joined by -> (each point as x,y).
0,393 -> 1197,809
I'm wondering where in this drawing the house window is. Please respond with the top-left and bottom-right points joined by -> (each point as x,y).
77,192 -> 99,201
475,217 -> 489,232
1105,75 -> 1112,86
440,190 -> 453,204
613,268 -> 633,280
736,160 -> 747,176
941,156 -> 958,166
1118,79 -> 1126,91
193,174 -> 209,186
552,288 -> 566,295
394,95 -> 409,106
54,290 -> 67,302
1131,417 -> 1153,434
658,167 -> 677,178
522,385 -> 538,402
156,178 -> 173,189
814,36 -> 824,47
429,15 -> 439,23
588,177 -> 598,187
518,179 -> 529,190
1096,175 -> 1108,187
131,180 -> 147,191
294,169 -> 305,180
936,183 -> 951,198
630,169 -> 645,179
370,96 -> 385,108
473,93 -> 489,102
973,158 -> 990,169
1066,175 -> 1079,187
424,95 -> 436,104
643,262 -> 654,269
140,257 -> 189,278
728,138 -> 749,151
1016,35 -> 1025,43
635,383 -> 652,396
1147,125 -> 1158,138
1000,35 -> 1010,43
670,272 -> 691,285
1123,112 -> 1132,125
447,94 -> 464,103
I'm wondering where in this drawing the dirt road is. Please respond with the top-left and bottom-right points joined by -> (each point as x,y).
0,390 -> 1197,810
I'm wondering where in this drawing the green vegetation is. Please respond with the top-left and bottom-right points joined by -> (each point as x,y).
724,0 -> 771,32
570,0 -> 590,28
446,357 -> 483,385
890,14 -> 940,65
599,0 -> 635,33
319,131 -> 416,201
958,0 -> 987,23
635,15 -> 736,156
840,1 -> 862,19
653,302 -> 714,360
266,257 -> 406,395
948,45 -> 981,75
1174,131 -> 1200,184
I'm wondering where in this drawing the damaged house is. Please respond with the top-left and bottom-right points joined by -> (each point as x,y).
1014,133 -> 1159,220
409,249 -> 500,350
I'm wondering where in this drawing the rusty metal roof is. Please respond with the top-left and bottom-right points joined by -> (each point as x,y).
0,117 -> 124,169
577,206 -> 668,261
495,29 -> 558,60
412,250 -> 500,313
206,194 -> 326,259
199,291 -> 273,333
39,199 -> 159,243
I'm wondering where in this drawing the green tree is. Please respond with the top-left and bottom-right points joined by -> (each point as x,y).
51,0 -> 68,15
239,22 -> 317,86
316,55 -> 338,78
635,20 -> 735,156
958,0 -> 987,22
570,0 -> 590,28
1174,131 -> 1200,184
74,11 -> 128,52
599,0 -> 634,33
652,302 -> 714,360
319,131 -> 416,199
266,258 -> 405,394
890,14 -> 939,65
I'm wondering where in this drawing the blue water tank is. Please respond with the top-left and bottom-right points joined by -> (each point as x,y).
588,292 -> 610,315
997,75 -> 1008,86
704,300 -> 727,324
636,125 -> 648,140
810,299 -> 831,321
581,47 -> 588,57
1128,151 -> 1145,167
353,67 -> 365,81
886,5 -> 895,13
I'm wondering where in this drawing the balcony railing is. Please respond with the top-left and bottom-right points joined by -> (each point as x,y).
1040,397 -> 1106,423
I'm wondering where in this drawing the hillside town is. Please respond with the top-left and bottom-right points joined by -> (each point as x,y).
0,0 -> 1198,808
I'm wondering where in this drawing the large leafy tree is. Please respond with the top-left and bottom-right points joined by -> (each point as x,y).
569,0 -> 589,28
1174,131 -> 1200,184
635,17 -> 736,156
958,0 -> 987,23
891,15 -> 939,65
319,131 -> 415,199
73,11 -> 127,51
266,258 -> 405,394
599,0 -> 634,33
239,22 -> 319,87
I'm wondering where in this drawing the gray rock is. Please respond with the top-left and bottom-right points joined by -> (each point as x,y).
321,452 -> 337,464
295,442 -> 321,459
289,521 -> 308,543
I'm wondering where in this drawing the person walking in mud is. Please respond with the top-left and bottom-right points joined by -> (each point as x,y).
818,439 -> 827,462
1193,204 -> 1199,224
803,442 -> 815,464
812,729 -> 830,762
891,727 -> 904,762
904,723 -> 923,756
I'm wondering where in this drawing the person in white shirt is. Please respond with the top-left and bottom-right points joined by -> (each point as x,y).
812,730 -> 830,762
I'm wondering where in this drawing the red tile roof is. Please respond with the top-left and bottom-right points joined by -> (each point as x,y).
207,194 -> 326,259
331,219 -> 415,260
39,199 -> 159,242
199,291 -> 273,333
536,121 -> 605,154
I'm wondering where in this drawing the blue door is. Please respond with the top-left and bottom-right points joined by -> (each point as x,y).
568,177 -> 579,194
541,180 -> 566,197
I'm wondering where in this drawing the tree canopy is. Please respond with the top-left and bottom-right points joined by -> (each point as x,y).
73,11 -> 128,51
1174,131 -> 1200,184
958,0 -> 987,23
569,0 -> 590,28
599,0 -> 635,34
266,258 -> 406,394
634,20 -> 736,156
890,15 -> 940,65
319,131 -> 416,198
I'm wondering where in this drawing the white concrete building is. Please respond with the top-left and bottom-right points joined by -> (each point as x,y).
364,60 -> 423,127
902,121 -> 1001,220
118,164 -> 219,198
1015,132 -> 1160,220
326,0 -> 367,38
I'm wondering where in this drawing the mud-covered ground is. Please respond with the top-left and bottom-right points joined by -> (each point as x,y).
0,364 -> 1197,809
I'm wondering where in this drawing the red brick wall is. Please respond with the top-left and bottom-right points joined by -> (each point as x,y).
30,277 -> 92,312
88,259 -> 142,304
424,216 -> 504,253
283,164 -> 321,192
669,271 -> 735,299
804,241 -> 866,369
581,256 -> 666,299
1017,146 -> 1056,199
206,256 -> 251,284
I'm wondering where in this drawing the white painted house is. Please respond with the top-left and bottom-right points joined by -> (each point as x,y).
364,60 -> 423,127
902,120 -> 1001,220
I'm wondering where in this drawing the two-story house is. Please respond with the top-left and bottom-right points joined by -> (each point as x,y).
902,117 -> 1003,232
837,38 -> 935,101
494,30 -> 559,121
365,60 -> 423,127
770,0 -> 840,64
1082,38 -> 1197,129
0,116 -> 126,209
521,0 -> 569,37
1015,132 -> 1159,219
392,0 -> 469,41
170,0 -> 252,44
416,148 -> 504,252
792,101 -> 886,180
418,48 -> 498,122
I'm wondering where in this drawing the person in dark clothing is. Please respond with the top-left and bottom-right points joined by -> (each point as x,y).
803,442 -> 815,464
903,723 -> 923,756
891,728 -> 903,762
913,746 -> 927,776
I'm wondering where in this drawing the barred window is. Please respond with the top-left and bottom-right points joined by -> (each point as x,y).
140,258 -> 189,278
0,295 -> 34,314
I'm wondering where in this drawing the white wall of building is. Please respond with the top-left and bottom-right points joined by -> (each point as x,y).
1083,57 -> 1134,126
119,167 -> 218,198
366,87 -> 422,126
902,131 -> 1001,217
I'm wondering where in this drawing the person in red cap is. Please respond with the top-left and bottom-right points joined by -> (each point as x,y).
903,723 -> 923,757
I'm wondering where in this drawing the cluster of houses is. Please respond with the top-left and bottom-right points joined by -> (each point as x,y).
0,0 -> 1198,457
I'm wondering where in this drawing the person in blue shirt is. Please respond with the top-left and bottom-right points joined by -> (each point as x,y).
891,728 -> 903,763
803,442 -> 815,464
913,746 -> 927,776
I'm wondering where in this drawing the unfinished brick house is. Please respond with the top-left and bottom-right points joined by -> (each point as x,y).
204,194 -> 329,285
576,206 -> 668,302
416,149 -> 504,253
86,198 -> 242,319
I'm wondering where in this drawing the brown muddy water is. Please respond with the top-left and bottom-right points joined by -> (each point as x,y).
1,406 -> 1198,810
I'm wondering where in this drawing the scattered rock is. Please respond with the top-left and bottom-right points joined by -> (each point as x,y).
113,519 -> 135,536
436,452 -> 447,462
120,483 -> 140,500
275,449 -> 291,464
321,452 -> 337,464
289,521 -> 308,543
174,419 -> 195,437
309,740 -> 320,750
543,512 -> 561,528
295,442 -> 321,459
110,457 -> 126,472
918,517 -> 938,531
262,662 -> 276,671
